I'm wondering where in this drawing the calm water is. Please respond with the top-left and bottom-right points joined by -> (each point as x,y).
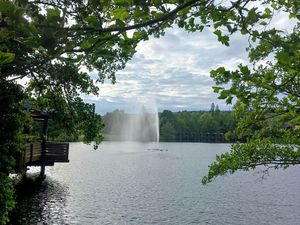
12,142 -> 300,224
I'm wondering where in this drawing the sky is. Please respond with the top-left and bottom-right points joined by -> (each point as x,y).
83,11 -> 294,115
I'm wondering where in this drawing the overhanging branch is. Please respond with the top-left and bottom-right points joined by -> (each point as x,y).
36,0 -> 206,34
244,160 -> 300,169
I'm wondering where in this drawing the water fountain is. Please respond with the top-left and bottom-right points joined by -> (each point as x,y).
101,99 -> 159,142
154,107 -> 160,142
121,103 -> 159,142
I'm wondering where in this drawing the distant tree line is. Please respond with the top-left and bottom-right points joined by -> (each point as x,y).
159,103 -> 237,142
101,103 -> 238,142
102,109 -> 128,137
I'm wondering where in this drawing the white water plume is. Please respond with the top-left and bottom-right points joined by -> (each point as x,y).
104,99 -> 159,142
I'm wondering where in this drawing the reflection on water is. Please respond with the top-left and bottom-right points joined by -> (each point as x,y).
10,176 -> 73,225
10,142 -> 300,225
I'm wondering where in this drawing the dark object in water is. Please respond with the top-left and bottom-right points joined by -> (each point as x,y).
147,148 -> 168,152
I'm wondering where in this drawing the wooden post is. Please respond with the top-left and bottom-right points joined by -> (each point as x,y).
40,115 -> 48,178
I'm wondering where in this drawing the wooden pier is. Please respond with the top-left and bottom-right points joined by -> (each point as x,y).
20,141 -> 69,167
17,110 -> 70,177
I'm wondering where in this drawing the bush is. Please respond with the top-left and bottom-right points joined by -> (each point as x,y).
0,81 -> 26,224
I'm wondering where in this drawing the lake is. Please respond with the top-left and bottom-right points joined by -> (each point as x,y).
12,142 -> 300,224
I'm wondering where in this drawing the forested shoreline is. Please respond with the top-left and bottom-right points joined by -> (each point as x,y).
101,104 -> 238,142
158,108 -> 236,142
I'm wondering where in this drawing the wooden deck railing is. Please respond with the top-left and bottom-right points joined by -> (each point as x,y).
22,141 -> 69,166
44,142 -> 69,163
25,142 -> 42,164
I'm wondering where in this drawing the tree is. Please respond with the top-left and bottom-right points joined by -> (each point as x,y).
158,109 -> 236,141
0,82 -> 26,224
210,103 -> 215,113
203,5 -> 300,184
1,0 -> 299,222
160,121 -> 176,141
199,112 -> 219,133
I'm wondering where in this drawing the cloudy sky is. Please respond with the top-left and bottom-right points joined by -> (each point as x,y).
83,11 -> 293,115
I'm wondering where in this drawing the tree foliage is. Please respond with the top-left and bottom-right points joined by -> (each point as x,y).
102,108 -> 236,142
0,82 -> 26,224
159,109 -> 236,141
203,3 -> 300,184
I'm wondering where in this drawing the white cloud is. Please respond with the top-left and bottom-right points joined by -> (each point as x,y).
83,27 -> 250,115
85,9 -> 294,115
14,3 -> 294,118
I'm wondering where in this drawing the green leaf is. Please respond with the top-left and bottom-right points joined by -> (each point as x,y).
111,8 -> 129,21
251,30 -> 259,42
277,51 -> 291,65
247,8 -> 258,24
212,86 -> 223,93
86,16 -> 99,27
226,96 -> 233,104
260,21 -> 268,26
189,17 -> 195,26
213,30 -> 229,46
219,90 -> 230,99
178,19 -> 185,28
80,40 -> 93,49
214,29 -> 222,37
46,8 -> 60,18
239,66 -> 250,75
265,8 -> 272,17
271,2 -> 277,9
221,35 -> 230,46
240,28 -> 248,35
0,52 -> 15,64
